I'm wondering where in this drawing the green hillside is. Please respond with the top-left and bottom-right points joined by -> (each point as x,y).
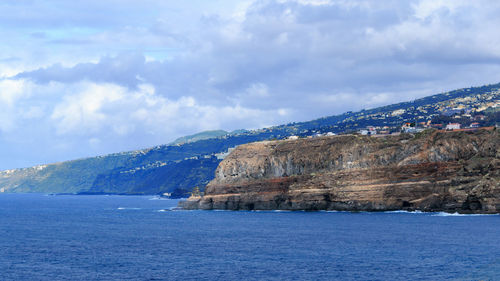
0,82 -> 498,196
169,130 -> 229,145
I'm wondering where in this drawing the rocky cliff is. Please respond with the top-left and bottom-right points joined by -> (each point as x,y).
179,129 -> 499,213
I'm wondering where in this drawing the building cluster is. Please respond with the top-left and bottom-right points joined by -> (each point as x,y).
349,87 -> 499,136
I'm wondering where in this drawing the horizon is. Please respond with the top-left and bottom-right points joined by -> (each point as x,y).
1,0 -> 500,169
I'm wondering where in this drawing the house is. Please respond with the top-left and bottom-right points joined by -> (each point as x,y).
474,115 -> 486,121
367,126 -> 377,135
391,109 -> 405,116
446,123 -> 461,130
359,129 -> 370,135
359,126 -> 377,135
401,122 -> 426,133
401,122 -> 417,133
442,109 -> 462,116
469,122 -> 480,128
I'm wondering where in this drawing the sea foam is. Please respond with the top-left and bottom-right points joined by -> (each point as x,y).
432,212 -> 499,217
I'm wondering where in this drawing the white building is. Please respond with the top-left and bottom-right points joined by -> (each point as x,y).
446,123 -> 461,130
359,126 -> 377,135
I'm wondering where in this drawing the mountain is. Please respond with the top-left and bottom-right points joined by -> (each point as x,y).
0,82 -> 499,195
169,130 -> 229,145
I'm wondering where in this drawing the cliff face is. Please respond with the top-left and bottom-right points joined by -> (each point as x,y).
180,129 -> 500,213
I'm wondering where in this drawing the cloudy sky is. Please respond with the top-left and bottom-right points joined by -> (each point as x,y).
1,0 -> 500,169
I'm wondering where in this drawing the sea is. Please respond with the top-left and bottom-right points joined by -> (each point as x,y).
0,194 -> 498,281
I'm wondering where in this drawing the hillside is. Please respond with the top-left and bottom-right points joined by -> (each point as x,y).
169,130 -> 229,145
0,82 -> 499,195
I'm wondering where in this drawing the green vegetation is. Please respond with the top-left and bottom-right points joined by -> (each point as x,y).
169,130 -> 229,145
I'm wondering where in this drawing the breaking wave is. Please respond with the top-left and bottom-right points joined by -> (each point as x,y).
156,207 -> 182,212
383,210 -> 424,214
432,212 -> 499,217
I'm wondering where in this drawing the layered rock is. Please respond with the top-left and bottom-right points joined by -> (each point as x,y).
179,129 -> 499,213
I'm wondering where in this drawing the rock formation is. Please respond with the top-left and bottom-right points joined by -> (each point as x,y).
179,129 -> 499,213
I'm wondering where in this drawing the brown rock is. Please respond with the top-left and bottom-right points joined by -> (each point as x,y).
179,129 -> 500,213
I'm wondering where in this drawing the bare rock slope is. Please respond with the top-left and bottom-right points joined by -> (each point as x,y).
180,129 -> 499,213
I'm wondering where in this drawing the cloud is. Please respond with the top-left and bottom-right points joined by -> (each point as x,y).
1,0 -> 500,168
51,83 -> 126,135
0,77 -> 289,168
16,54 -> 148,88
0,79 -> 28,106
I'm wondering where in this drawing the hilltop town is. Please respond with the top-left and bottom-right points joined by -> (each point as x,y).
279,83 -> 499,138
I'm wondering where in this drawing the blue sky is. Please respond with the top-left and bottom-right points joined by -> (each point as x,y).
1,0 -> 500,169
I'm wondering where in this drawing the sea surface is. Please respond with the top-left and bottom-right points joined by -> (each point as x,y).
0,194 -> 498,281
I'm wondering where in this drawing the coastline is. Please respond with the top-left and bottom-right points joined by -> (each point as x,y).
179,129 -> 499,214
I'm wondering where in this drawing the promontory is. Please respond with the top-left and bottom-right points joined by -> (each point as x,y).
179,129 -> 499,213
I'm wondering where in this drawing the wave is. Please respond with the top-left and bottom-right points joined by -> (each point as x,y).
382,210 -> 498,216
431,212 -> 499,217
383,210 -> 424,214
148,196 -> 171,201
117,207 -> 142,210
156,207 -> 183,212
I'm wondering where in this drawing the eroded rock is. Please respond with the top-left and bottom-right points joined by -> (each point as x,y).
179,129 -> 499,213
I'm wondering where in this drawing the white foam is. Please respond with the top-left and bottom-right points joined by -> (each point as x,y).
156,207 -> 183,212
148,196 -> 171,201
384,210 -> 424,214
432,212 -> 499,217
117,207 -> 142,210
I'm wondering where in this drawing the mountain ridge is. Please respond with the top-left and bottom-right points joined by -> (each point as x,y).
0,82 -> 498,195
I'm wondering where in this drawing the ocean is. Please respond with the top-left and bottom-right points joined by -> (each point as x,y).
0,193 -> 498,280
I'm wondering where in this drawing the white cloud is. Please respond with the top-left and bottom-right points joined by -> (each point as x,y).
51,83 -> 124,135
1,0 -> 500,168
0,79 -> 29,106
0,79 -> 36,131
44,80 -> 290,145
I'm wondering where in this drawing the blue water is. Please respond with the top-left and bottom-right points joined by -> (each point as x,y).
0,194 -> 498,281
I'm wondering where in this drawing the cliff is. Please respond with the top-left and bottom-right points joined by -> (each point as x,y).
179,129 -> 500,213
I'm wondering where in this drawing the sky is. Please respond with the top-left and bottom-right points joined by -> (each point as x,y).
1,0 -> 500,169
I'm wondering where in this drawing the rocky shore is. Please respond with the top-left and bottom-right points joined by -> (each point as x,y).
179,129 -> 499,213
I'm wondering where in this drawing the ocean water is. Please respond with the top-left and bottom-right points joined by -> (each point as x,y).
0,194 -> 498,281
